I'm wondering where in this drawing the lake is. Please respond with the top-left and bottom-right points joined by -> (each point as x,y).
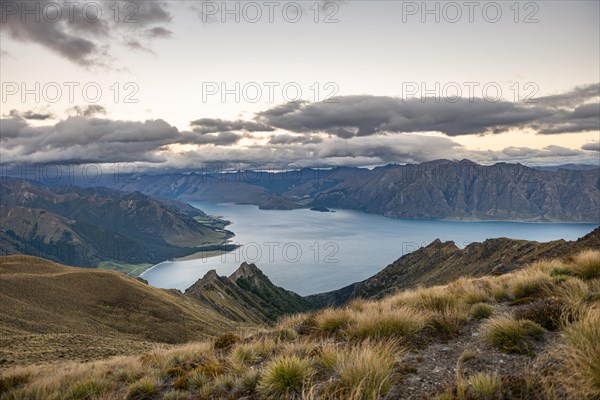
141,203 -> 598,296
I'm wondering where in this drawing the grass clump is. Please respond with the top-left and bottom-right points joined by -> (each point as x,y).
481,316 -> 545,355
509,270 -> 553,300
556,307 -> 600,399
448,278 -> 489,304
514,297 -> 564,330
127,377 -> 160,400
569,250 -> 600,279
468,371 -> 502,399
257,355 -> 313,399
0,373 -> 30,393
470,303 -> 494,320
332,342 -> 399,400
315,308 -> 353,337
353,307 -> 426,340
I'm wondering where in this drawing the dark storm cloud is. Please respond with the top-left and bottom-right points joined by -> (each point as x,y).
257,90 -> 599,137
8,109 -> 53,120
0,0 -> 172,67
257,96 -> 546,137
0,116 -> 179,163
190,118 -> 274,134
538,103 -> 600,134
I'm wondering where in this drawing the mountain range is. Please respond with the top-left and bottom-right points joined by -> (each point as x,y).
41,159 -> 600,222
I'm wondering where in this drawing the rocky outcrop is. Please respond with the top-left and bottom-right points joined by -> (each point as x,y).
185,262 -> 312,324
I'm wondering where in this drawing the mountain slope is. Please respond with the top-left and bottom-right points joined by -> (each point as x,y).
307,227 -> 600,307
0,179 -> 233,269
0,255 -> 254,366
185,262 -> 312,324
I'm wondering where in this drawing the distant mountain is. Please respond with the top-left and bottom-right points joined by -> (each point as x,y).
307,227 -> 600,307
185,262 -> 312,324
0,255 -> 249,366
46,160 -> 600,222
0,178 -> 233,268
310,160 -> 600,222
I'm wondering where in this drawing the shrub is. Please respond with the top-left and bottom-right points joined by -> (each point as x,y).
481,316 -> 545,355
214,333 -> 239,349
468,372 -> 502,399
199,357 -> 224,377
333,342 -> 399,399
257,355 -> 313,399
172,375 -> 188,391
514,297 -> 563,330
127,378 -> 159,400
569,250 -> 600,279
470,303 -> 494,320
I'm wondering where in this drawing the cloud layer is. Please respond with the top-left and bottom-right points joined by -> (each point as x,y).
1,84 -> 599,168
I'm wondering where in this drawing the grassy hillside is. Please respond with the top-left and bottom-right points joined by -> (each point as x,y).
2,251 -> 598,399
0,256 -> 255,368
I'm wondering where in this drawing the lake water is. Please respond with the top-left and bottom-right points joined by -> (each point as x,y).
141,202 -> 598,296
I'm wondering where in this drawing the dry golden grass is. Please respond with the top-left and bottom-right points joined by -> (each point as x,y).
568,250 -> 600,279
2,250 -> 599,400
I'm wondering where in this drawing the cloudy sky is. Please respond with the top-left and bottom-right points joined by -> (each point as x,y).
1,0 -> 599,169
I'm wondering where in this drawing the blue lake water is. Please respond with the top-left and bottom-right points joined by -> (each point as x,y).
141,202 -> 598,296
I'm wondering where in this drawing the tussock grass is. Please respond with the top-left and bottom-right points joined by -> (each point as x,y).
508,270 -> 554,300
569,250 -> 600,279
3,250 -> 599,400
553,307 -> 600,399
127,377 -> 160,400
332,341 -> 399,400
351,307 -> 426,340
315,308 -> 354,337
481,316 -> 545,355
468,371 -> 502,399
448,278 -> 489,304
470,303 -> 494,320
257,355 -> 313,399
